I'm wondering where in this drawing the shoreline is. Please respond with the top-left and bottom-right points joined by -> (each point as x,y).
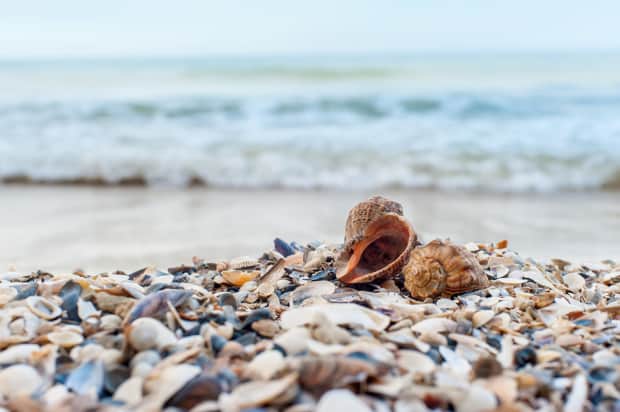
1,185 -> 618,274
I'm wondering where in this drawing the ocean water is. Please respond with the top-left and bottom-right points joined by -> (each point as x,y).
1,53 -> 620,192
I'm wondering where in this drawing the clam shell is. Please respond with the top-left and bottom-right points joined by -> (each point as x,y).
26,296 -> 62,320
229,256 -> 259,270
403,240 -> 489,299
336,196 -> 417,284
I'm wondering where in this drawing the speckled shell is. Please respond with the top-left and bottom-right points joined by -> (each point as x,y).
403,239 -> 489,299
343,196 -> 404,246
336,196 -> 417,284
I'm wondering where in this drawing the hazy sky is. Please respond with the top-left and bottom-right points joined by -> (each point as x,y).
1,0 -> 619,58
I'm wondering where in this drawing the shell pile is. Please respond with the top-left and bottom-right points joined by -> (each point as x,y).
0,197 -> 618,411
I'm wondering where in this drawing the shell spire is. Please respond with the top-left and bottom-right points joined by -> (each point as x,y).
336,196 -> 417,284
403,239 -> 489,299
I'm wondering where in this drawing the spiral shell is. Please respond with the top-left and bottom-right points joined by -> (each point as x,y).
403,239 -> 489,299
336,196 -> 417,284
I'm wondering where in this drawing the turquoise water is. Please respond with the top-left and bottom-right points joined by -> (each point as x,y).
1,53 -> 619,191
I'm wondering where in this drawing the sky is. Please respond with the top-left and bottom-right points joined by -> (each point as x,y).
1,0 -> 619,59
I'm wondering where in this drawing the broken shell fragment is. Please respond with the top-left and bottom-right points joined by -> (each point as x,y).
336,196 -> 417,284
221,270 -> 260,287
47,330 -> 84,348
26,296 -> 62,320
403,239 -> 489,299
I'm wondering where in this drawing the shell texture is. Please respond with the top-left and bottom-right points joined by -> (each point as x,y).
403,239 -> 489,299
337,196 -> 417,283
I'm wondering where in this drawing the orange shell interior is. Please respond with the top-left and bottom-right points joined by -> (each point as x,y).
337,214 -> 413,283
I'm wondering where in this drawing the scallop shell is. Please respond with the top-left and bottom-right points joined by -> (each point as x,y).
336,196 -> 417,283
228,256 -> 259,270
403,240 -> 489,299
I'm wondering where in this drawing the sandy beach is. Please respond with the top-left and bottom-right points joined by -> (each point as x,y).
1,186 -> 618,273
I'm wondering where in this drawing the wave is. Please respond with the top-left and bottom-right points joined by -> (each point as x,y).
1,90 -> 619,193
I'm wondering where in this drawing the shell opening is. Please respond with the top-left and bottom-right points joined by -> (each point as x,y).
338,214 -> 414,283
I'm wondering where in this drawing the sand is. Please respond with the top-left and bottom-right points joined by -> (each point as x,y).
1,186 -> 618,273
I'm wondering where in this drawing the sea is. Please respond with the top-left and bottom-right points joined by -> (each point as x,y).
1,52 -> 619,192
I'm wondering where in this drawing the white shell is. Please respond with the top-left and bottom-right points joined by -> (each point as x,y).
47,331 -> 84,348
316,389 -> 372,412
244,350 -> 286,381
0,364 -> 43,397
128,317 -> 177,351
411,318 -> 457,334
281,304 -> 390,332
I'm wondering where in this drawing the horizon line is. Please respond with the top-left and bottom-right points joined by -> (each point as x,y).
2,47 -> 620,63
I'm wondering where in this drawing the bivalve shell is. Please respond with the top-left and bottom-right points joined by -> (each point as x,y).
26,296 -> 62,320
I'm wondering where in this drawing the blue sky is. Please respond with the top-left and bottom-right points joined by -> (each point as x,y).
1,0 -> 619,58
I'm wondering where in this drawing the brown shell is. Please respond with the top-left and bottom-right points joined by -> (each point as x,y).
336,196 -> 417,284
403,239 -> 489,299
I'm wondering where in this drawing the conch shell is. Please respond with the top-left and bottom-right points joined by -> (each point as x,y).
336,196 -> 417,283
403,239 -> 489,299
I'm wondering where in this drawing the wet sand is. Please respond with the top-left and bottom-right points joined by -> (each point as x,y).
1,186 -> 618,273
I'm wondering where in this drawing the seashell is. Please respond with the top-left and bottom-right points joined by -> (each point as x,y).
47,330 -> 84,348
0,286 -> 17,306
219,373 -> 298,410
316,389 -> 372,412
26,296 -> 62,320
244,350 -> 286,380
411,317 -> 457,334
66,359 -> 104,396
221,270 -> 260,287
472,310 -> 495,328
166,373 -> 223,410
563,273 -> 586,292
274,237 -> 296,257
336,196 -> 417,284
403,240 -> 489,299
303,247 -> 336,273
124,289 -> 192,326
281,303 -> 390,332
77,298 -> 101,320
0,364 -> 44,398
256,282 -> 275,298
251,319 -> 281,338
127,317 -> 177,351
289,281 -> 336,306
564,374 -> 587,412
113,376 -> 144,406
297,355 -> 381,395
397,350 -> 436,375
228,256 -> 259,270
141,364 -> 201,410
59,280 -> 83,322
455,384 -> 498,412
0,343 -> 40,364
274,327 -> 312,355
